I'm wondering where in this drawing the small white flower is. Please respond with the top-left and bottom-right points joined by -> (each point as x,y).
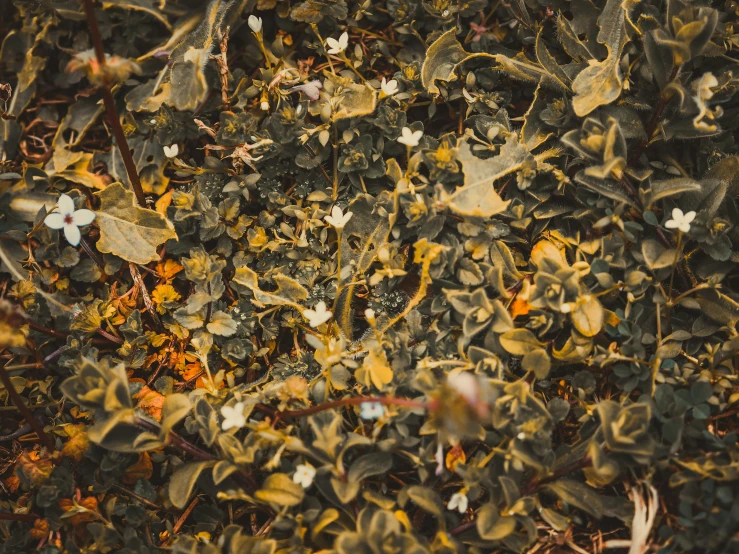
359,401 -> 385,420
44,194 -> 96,247
289,80 -> 323,101
163,144 -> 179,158
149,118 -> 157,125
380,78 -> 398,97
248,15 -> 262,33
364,308 -> 375,322
325,32 -> 349,55
397,127 -> 424,147
560,303 -> 572,314
260,100 -> 269,111
221,401 -> 247,431
447,492 -> 468,514
665,208 -> 696,233
447,372 -> 479,407
324,205 -> 353,229
293,463 -> 316,488
304,301 -> 332,327
435,443 -> 444,476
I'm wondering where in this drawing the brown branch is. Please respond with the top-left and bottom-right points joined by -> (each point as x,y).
0,364 -> 54,451
80,0 -> 146,207
0,512 -> 39,522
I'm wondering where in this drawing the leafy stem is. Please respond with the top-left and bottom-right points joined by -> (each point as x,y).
449,455 -> 593,536
80,0 -> 146,207
628,65 -> 681,167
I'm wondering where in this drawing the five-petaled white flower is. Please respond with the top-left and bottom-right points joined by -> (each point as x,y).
380,78 -> 398,97
293,463 -> 316,488
398,127 -> 423,147
163,144 -> 179,158
304,301 -> 332,327
447,492 -> 468,513
665,208 -> 696,234
360,401 -> 385,420
44,194 -> 95,247
248,15 -> 262,33
325,32 -> 349,55
221,402 -> 247,431
324,205 -> 353,229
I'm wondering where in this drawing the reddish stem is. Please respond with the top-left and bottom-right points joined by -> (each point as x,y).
272,396 -> 428,419
0,512 -> 38,522
80,0 -> 146,207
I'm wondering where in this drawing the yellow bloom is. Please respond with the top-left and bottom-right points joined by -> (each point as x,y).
151,284 -> 181,314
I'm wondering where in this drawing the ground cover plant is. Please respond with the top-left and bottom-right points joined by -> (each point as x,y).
1,0 -> 738,552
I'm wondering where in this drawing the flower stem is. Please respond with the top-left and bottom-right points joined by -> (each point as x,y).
80,0 -> 146,207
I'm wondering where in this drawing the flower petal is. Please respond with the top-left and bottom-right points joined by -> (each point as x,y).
72,209 -> 96,226
64,224 -> 81,246
665,220 -> 679,229
44,213 -> 65,230
57,194 -> 75,216
671,208 -> 684,221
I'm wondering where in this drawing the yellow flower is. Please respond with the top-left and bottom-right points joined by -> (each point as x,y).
151,284 -> 181,314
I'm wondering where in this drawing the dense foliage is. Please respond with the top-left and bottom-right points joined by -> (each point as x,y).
1,0 -> 739,552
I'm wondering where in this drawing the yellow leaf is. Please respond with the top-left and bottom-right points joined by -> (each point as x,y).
94,182 -> 178,265
355,342 -> 393,391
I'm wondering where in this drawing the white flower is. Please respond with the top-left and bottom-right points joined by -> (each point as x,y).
325,32 -> 349,55
248,15 -> 262,33
560,303 -> 572,314
260,100 -> 269,111
380,78 -> 398,97
364,308 -> 375,322
163,144 -> 179,158
44,194 -> 96,247
398,127 -> 424,147
304,301 -> 332,327
359,401 -> 384,420
447,492 -> 468,514
665,208 -> 696,233
293,463 -> 316,488
221,402 -> 247,431
324,205 -> 353,229
447,372 -> 479,407
289,80 -> 323,101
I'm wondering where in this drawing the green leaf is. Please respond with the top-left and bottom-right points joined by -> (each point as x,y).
521,348 -> 551,379
499,328 -> 545,356
169,460 -> 216,509
544,479 -> 605,519
476,504 -> 517,540
421,29 -> 469,95
571,0 -> 638,116
94,183 -> 178,264
255,473 -> 305,507
160,393 -> 191,435
446,134 -> 526,218
648,178 -> 702,206
405,486 -> 443,516
571,296 -> 604,337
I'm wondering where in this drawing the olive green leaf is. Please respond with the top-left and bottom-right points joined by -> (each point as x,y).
571,0 -> 638,116
445,134 -> 526,218
169,460 -> 217,509
160,393 -> 191,436
571,296 -> 604,337
543,479 -> 604,519
476,503 -> 517,540
94,183 -> 178,264
233,267 -> 308,311
521,348 -> 551,379
421,29 -> 469,95
255,473 -> 305,507
499,328 -> 545,356
334,82 -> 377,121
